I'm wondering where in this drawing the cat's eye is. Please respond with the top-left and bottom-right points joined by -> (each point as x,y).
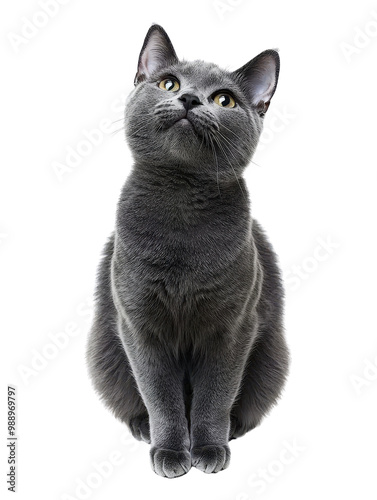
213,93 -> 236,108
159,78 -> 180,92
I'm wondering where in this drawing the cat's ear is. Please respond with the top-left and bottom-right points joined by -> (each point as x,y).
134,25 -> 178,85
232,50 -> 280,116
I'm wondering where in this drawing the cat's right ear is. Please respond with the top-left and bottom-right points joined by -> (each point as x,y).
134,25 -> 178,85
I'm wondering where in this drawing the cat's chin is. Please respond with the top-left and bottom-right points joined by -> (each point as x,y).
168,117 -> 199,141
173,117 -> 194,130
165,123 -> 206,163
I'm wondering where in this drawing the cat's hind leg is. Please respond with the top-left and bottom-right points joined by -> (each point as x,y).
87,320 -> 150,443
229,326 -> 289,440
86,235 -> 150,443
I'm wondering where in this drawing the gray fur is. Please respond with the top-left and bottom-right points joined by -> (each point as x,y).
87,24 -> 289,478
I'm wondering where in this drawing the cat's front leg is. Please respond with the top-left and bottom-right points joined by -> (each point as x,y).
123,336 -> 191,478
189,349 -> 246,474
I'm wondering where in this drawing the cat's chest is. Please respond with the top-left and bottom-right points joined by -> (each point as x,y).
116,181 -> 251,283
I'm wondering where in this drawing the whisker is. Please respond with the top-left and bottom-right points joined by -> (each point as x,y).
128,121 -> 152,136
111,117 -> 125,125
216,131 -> 240,164
213,135 -> 247,201
209,135 -> 221,198
219,123 -> 240,140
111,127 -> 126,136
219,125 -> 262,168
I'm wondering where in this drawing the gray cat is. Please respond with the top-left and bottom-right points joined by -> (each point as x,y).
87,24 -> 289,478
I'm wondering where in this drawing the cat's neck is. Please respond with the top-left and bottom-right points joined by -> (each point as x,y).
131,160 -> 248,199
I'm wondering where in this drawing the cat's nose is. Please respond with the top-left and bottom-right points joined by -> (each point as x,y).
179,93 -> 202,111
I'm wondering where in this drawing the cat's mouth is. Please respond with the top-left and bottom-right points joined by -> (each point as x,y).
174,117 -> 194,128
154,103 -> 220,145
168,114 -> 201,139
171,112 -> 216,140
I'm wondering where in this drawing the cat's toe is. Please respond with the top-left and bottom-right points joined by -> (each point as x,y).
129,415 -> 150,443
150,447 -> 191,478
191,444 -> 230,473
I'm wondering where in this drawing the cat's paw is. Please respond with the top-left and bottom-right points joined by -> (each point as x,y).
191,444 -> 231,473
150,447 -> 191,478
129,415 -> 150,443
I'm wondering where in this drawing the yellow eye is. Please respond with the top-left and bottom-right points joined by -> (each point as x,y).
159,78 -> 180,92
213,93 -> 236,108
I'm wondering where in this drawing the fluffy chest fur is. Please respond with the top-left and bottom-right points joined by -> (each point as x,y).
111,169 -> 261,347
115,169 -> 252,281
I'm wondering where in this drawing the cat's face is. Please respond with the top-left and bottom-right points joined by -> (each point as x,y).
125,25 -> 279,180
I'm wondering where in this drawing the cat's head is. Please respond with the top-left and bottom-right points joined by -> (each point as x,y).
125,25 -> 279,180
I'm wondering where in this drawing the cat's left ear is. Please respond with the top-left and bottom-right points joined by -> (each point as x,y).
134,25 -> 178,85
232,50 -> 280,116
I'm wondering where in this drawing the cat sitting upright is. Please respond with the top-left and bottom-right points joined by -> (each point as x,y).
87,24 -> 289,478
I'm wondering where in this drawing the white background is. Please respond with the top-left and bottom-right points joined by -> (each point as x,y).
1,0 -> 377,498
